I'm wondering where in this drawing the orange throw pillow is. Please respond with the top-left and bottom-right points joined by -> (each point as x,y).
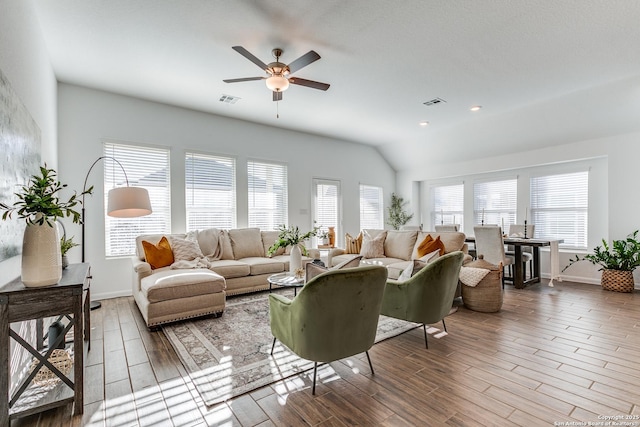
142,236 -> 174,269
417,235 -> 445,258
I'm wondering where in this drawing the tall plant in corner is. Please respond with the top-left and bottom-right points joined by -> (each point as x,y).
386,193 -> 413,230
0,165 -> 92,287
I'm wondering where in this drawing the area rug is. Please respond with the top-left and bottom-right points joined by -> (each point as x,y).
162,290 -> 421,406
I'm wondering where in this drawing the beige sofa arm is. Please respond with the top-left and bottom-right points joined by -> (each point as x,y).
327,248 -> 346,267
132,257 -> 152,274
306,248 -> 321,259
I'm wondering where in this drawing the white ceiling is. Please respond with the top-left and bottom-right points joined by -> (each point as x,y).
31,0 -> 640,171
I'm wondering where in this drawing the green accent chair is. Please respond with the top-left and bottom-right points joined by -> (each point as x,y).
381,251 -> 464,349
269,265 -> 388,394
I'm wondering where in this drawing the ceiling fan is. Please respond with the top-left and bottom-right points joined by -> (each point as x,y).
223,46 -> 330,102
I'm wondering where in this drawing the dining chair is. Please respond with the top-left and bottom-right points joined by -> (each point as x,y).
435,224 -> 459,232
400,225 -> 422,231
473,226 -> 513,286
507,224 -> 536,279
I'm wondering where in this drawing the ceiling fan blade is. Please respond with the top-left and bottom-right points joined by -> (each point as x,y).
223,77 -> 265,83
232,46 -> 269,71
273,91 -> 283,102
289,77 -> 330,91
287,50 -> 321,74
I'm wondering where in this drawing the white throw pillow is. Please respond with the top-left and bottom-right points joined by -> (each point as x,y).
305,255 -> 363,282
169,236 -> 204,261
360,230 -> 386,258
397,259 -> 427,282
418,250 -> 440,264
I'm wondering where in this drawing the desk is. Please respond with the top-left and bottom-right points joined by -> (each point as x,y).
0,263 -> 90,424
465,237 -> 562,289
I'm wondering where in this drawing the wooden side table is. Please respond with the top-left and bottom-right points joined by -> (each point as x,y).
0,263 -> 90,424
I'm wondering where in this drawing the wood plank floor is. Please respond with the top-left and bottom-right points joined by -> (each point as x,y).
12,280 -> 640,426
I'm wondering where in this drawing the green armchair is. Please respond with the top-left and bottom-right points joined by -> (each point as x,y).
381,251 -> 464,348
269,265 -> 388,394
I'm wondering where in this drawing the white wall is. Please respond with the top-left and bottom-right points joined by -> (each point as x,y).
397,132 -> 640,285
57,83 -> 395,300
0,0 -> 58,285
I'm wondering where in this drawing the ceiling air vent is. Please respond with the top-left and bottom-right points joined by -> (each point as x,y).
423,97 -> 446,106
219,94 -> 240,104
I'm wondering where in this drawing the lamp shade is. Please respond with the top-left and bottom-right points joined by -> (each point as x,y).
107,186 -> 152,218
265,75 -> 290,92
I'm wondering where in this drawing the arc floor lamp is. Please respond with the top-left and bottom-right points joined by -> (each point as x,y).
82,156 -> 152,310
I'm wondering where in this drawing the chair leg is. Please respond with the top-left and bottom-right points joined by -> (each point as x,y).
442,318 -> 447,332
270,337 -> 276,355
312,362 -> 318,395
365,351 -> 375,375
423,324 -> 429,349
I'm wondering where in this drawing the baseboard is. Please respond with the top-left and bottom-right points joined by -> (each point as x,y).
91,289 -> 133,301
541,273 -> 640,289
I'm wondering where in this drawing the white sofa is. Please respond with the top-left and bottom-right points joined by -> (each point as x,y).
329,229 -> 470,279
131,227 -> 319,327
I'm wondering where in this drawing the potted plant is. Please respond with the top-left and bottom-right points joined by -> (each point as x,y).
564,230 -> 640,292
387,192 -> 414,230
317,229 -> 330,246
60,235 -> 79,269
268,224 -> 319,274
0,165 -> 92,286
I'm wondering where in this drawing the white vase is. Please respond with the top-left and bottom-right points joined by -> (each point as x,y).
289,244 -> 302,274
21,220 -> 62,287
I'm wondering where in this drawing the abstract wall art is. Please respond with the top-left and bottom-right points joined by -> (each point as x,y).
0,67 -> 41,262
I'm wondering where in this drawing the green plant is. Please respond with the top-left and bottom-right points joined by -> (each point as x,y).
0,165 -> 93,227
317,229 -> 329,240
268,224 -> 320,256
564,230 -> 640,272
386,192 -> 413,230
60,235 -> 79,257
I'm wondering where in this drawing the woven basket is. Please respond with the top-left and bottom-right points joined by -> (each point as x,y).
461,258 -> 503,313
601,269 -> 635,293
29,349 -> 73,384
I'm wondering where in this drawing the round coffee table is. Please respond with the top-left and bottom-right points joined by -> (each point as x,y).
268,272 -> 304,296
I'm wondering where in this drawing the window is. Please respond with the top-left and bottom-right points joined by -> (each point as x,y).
431,184 -> 464,230
248,160 -> 288,230
530,171 -> 588,249
473,178 -> 517,228
313,179 -> 340,245
185,152 -> 236,230
360,184 -> 384,230
103,142 -> 170,257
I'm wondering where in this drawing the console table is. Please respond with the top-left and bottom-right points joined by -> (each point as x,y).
0,263 -> 91,424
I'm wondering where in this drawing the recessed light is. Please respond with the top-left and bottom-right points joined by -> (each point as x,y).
470,105 -> 482,111
419,121 -> 430,127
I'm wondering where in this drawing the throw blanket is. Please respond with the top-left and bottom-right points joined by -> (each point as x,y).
459,266 -> 490,287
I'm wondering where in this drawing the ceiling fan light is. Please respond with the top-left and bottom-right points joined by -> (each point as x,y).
266,75 -> 290,92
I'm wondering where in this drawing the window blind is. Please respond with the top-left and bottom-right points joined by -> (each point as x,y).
473,178 -> 517,228
360,184 -> 384,230
530,171 -> 588,249
185,152 -> 236,230
103,142 -> 171,257
247,160 -> 288,230
431,184 -> 464,230
313,179 -> 340,245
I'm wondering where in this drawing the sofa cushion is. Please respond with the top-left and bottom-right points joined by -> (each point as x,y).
361,257 -> 404,267
240,257 -> 285,275
197,228 -> 222,259
220,230 -> 235,260
136,233 -> 185,261
412,231 -> 466,258
398,259 -> 427,282
345,232 -> 363,254
141,269 -> 225,303
271,254 -> 314,270
229,228 -> 264,259
208,260 -> 251,279
384,230 -> 418,260
261,230 -> 285,257
416,235 -> 445,258
361,230 -> 386,258
169,235 -> 204,261
141,236 -> 174,269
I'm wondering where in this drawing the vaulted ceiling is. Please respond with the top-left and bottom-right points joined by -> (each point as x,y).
31,0 -> 640,171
